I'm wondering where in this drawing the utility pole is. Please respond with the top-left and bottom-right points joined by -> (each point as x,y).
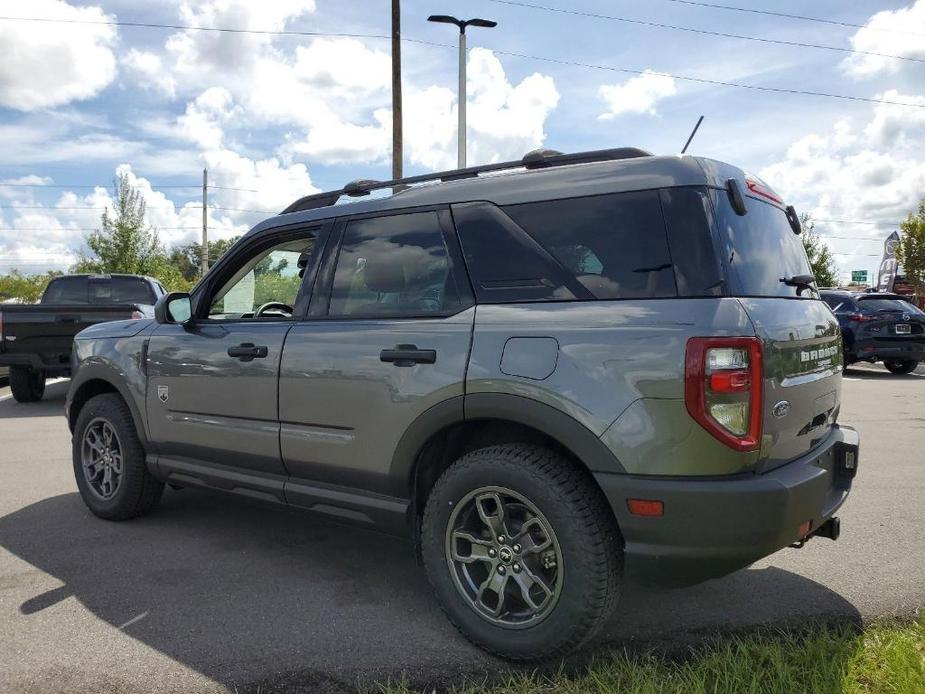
391,0 -> 403,181
427,15 -> 497,169
201,168 -> 208,277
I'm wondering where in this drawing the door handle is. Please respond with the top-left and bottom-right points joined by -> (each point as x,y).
380,344 -> 437,367
227,343 -> 269,361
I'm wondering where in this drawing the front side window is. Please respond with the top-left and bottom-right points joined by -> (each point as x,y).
207,235 -> 315,319
328,212 -> 458,317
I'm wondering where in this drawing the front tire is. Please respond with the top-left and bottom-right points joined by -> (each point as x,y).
9,366 -> 45,402
883,359 -> 918,375
421,444 -> 622,660
72,393 -> 163,520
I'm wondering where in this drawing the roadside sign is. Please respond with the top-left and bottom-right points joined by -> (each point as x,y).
852,270 -> 868,283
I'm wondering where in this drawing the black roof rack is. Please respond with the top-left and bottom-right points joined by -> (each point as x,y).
280,146 -> 653,214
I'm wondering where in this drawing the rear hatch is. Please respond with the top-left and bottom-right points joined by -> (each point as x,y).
854,294 -> 925,348
710,184 -> 841,471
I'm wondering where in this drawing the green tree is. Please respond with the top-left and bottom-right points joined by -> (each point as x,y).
74,173 -> 162,275
0,270 -> 63,302
800,213 -> 839,287
896,200 -> 925,300
167,237 -> 240,282
72,173 -> 192,292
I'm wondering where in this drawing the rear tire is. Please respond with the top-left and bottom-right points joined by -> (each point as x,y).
9,366 -> 45,403
884,359 -> 919,375
72,393 -> 163,520
421,444 -> 622,660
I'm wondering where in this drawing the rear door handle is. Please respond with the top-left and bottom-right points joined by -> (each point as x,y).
227,343 -> 269,361
380,344 -> 436,367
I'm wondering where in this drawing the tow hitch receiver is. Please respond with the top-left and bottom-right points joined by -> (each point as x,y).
789,517 -> 841,549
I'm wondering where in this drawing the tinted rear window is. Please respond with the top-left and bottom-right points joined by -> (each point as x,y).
712,190 -> 814,298
502,191 -> 676,300
858,297 -> 922,314
42,277 -> 88,304
90,277 -> 155,304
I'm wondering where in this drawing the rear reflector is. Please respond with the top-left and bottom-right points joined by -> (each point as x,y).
798,520 -> 811,538
627,499 -> 664,517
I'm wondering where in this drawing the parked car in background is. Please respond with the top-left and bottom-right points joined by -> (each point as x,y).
820,290 -> 925,374
65,148 -> 858,660
0,274 -> 165,402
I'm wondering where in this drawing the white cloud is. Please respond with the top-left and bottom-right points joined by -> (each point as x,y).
841,0 -> 925,78
177,87 -> 240,150
597,70 -> 677,119
759,95 -> 925,281
285,48 -> 560,170
0,0 -> 118,110
864,90 -> 925,147
124,49 -> 177,99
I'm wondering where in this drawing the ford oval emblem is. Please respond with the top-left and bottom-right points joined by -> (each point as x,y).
772,401 -> 791,418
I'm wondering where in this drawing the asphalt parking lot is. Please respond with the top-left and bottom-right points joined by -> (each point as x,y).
1,364 -> 923,693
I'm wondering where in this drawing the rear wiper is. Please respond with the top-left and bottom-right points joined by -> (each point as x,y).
780,274 -> 816,292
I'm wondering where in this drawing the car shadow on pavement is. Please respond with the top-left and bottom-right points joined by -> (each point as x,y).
843,366 -> 924,379
0,488 -> 862,693
0,380 -> 69,419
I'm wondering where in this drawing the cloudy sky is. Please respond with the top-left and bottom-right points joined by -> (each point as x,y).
1,0 -> 924,282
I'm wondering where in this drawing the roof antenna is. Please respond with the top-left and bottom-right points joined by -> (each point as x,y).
681,115 -> 704,154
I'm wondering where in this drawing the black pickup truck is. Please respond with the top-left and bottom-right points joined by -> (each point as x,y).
0,274 -> 165,402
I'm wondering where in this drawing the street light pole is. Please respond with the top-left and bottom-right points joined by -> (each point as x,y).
427,15 -> 497,169
457,28 -> 466,169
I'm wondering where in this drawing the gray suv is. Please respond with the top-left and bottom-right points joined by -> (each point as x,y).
66,148 -> 859,660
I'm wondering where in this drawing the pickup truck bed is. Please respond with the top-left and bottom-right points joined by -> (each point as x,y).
0,273 -> 164,402
0,303 -> 144,374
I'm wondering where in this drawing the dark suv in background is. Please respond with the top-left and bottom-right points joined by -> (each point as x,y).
65,148 -> 858,660
821,290 -> 925,374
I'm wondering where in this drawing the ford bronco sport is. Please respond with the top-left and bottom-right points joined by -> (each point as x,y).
66,148 -> 859,660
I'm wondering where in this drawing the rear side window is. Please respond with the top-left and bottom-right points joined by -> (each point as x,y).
659,188 -> 722,296
328,212 -> 461,317
42,277 -> 88,304
503,191 -> 676,300
711,189 -> 815,298
90,277 -> 156,304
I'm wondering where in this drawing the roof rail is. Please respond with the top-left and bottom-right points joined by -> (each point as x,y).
280,146 -> 653,214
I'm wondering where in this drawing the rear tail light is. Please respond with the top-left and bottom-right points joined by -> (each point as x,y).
685,337 -> 763,451
847,313 -> 873,322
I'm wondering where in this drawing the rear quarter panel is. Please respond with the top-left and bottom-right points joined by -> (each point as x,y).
468,298 -> 761,475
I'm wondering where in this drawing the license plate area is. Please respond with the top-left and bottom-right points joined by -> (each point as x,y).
895,323 -> 911,334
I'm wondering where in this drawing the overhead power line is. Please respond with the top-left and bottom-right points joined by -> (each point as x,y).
1,15 -> 923,109
0,14 -> 390,41
658,0 -> 925,38
0,181 -> 258,192
486,0 -> 925,63
464,44 -> 925,109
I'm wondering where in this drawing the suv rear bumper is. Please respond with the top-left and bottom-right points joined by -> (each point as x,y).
594,424 -> 859,586
846,336 -> 925,363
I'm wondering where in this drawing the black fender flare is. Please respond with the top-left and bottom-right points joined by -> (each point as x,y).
388,392 -> 626,497
67,363 -> 151,449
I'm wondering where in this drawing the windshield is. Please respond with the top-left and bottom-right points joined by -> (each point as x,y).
711,189 -> 815,298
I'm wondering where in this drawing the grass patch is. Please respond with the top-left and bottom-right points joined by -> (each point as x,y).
373,615 -> 925,694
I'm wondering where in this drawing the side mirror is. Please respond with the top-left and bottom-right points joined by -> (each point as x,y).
155,292 -> 192,325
